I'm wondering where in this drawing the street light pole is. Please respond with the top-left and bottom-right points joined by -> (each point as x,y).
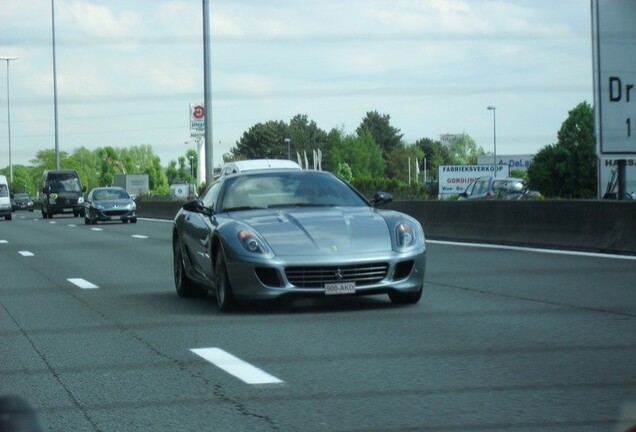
52,0 -> 60,169
0,56 -> 17,183
188,155 -> 194,198
284,138 -> 290,160
487,106 -> 497,177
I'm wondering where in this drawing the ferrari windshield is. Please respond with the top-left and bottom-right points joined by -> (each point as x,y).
220,171 -> 368,212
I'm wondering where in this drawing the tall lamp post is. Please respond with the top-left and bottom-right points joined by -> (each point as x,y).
0,56 -> 17,183
284,138 -> 290,160
188,155 -> 194,198
487,106 -> 497,177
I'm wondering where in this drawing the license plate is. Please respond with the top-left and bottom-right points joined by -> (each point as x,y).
324,282 -> 356,295
110,216 -> 121,220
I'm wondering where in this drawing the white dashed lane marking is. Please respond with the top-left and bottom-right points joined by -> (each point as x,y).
67,278 -> 99,289
18,251 -> 34,257
90,228 -> 103,231
191,348 -> 284,385
131,235 -> 148,239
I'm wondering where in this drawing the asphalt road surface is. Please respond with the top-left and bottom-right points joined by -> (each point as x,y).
1,211 -> 636,432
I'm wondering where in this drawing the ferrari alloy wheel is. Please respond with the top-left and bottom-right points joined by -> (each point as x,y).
214,251 -> 237,312
173,237 -> 204,297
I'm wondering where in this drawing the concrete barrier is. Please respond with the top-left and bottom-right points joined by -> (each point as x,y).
388,200 -> 636,255
137,199 -> 636,255
136,200 -> 184,221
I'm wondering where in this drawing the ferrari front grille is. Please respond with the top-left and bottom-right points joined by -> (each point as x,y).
285,263 -> 389,288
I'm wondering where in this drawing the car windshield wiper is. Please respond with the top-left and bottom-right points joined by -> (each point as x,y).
268,203 -> 336,208
222,206 -> 264,212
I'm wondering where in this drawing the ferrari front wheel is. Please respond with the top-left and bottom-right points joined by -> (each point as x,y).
173,237 -> 205,297
214,251 -> 237,312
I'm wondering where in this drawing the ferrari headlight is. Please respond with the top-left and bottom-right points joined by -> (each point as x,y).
396,222 -> 417,248
237,230 -> 268,254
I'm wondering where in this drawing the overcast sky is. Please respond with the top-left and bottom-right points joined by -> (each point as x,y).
0,0 -> 592,168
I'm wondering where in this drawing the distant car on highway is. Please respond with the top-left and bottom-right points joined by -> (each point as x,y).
83,186 -> 137,224
172,168 -> 426,311
11,193 -> 34,212
458,176 -> 540,200
0,175 -> 11,221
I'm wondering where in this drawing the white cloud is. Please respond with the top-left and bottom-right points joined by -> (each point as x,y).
0,0 -> 594,168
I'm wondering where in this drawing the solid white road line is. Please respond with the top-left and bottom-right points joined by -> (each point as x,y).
18,251 -> 34,257
67,278 -> 99,289
191,348 -> 284,385
427,240 -> 636,261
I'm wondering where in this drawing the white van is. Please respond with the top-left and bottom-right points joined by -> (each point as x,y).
218,159 -> 301,178
0,175 -> 11,221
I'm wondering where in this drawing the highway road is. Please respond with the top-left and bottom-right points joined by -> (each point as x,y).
2,211 -> 636,431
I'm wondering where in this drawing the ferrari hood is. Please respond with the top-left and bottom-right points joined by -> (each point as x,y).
235,208 -> 391,256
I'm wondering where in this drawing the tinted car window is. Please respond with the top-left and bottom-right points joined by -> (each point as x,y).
202,182 -> 221,209
220,171 -> 367,211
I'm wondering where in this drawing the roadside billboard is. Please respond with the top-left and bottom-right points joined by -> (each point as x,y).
438,165 -> 510,199
477,154 -> 534,171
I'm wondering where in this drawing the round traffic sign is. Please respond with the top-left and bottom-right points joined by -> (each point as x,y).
192,105 -> 205,119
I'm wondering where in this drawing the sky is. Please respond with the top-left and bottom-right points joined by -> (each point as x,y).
0,0 -> 593,169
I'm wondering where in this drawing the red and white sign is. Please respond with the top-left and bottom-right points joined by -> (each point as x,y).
190,103 -> 205,137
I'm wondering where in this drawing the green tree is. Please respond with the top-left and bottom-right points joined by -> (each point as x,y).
335,162 -> 353,182
527,102 -> 596,198
356,111 -> 403,158
447,133 -> 485,165
119,145 -> 169,194
385,144 -> 424,183
229,120 -> 288,159
329,129 -> 384,180
0,165 -> 37,195
67,147 -> 101,191
415,138 -> 451,179
288,114 -> 328,162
